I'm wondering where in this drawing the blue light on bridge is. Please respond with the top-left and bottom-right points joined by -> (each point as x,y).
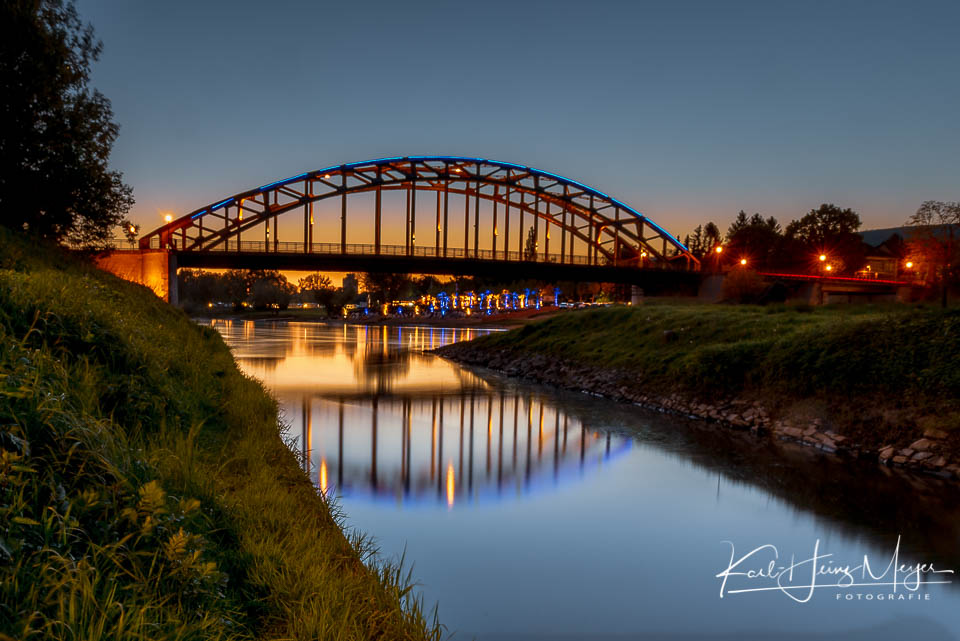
258,172 -> 308,192
168,155 -> 693,256
343,157 -> 403,168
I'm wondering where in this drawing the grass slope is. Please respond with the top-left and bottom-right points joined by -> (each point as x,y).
0,228 -> 440,640
454,303 -> 960,445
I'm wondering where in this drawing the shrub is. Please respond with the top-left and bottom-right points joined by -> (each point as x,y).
722,268 -> 767,304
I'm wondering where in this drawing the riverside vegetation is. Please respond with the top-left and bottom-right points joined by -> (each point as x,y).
0,227 -> 441,640
438,303 -> 960,477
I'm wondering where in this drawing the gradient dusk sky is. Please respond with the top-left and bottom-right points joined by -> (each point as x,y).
78,0 -> 959,239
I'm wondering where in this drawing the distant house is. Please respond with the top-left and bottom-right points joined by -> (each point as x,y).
855,230 -> 904,280
857,224 -> 959,282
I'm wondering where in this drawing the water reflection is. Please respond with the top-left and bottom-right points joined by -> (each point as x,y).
209,318 -> 960,559
209,318 -> 628,506
292,393 -> 628,506
213,320 -> 490,397
209,319 -> 960,640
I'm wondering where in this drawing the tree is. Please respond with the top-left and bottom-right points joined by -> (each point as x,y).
298,272 -> 332,293
413,275 -> 444,297
784,204 -> 865,274
220,270 -> 252,311
685,225 -> 707,258
905,200 -> 960,308
524,226 -> 537,261
726,211 -> 750,238
360,272 -> 411,305
0,0 -> 133,247
250,270 -> 295,310
704,222 -> 722,250
726,213 -> 782,270
298,272 -> 349,316
122,221 -> 139,248
178,269 -> 220,311
297,272 -> 332,305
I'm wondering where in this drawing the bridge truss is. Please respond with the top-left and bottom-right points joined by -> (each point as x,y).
140,156 -> 698,271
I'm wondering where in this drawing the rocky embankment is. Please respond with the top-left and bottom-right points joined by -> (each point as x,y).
437,343 -> 960,480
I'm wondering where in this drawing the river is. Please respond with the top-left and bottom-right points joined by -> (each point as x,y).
208,319 -> 960,641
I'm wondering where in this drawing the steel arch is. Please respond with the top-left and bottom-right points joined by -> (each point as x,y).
140,156 -> 699,270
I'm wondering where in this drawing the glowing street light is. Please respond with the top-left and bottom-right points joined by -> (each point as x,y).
819,254 -> 826,262
740,258 -> 747,266
715,245 -> 723,254
825,264 -> 833,272
905,261 -> 913,269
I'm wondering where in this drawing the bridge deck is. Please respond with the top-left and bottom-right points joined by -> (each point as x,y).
173,247 -> 701,291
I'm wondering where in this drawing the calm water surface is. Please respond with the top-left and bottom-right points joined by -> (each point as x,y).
209,320 -> 960,641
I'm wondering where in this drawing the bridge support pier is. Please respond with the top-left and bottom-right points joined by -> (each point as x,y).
93,249 -> 178,305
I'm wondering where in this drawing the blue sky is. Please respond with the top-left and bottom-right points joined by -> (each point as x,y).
78,0 -> 960,238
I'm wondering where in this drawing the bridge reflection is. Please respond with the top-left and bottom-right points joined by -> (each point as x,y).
294,392 -> 629,507
208,319 -> 630,506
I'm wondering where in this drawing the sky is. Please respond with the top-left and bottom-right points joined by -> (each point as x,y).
78,0 -> 960,243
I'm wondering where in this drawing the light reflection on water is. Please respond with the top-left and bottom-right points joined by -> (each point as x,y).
293,394 -> 629,507
209,319 -> 960,641
211,319 -> 629,506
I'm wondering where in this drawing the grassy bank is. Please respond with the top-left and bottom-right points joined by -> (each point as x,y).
439,303 -> 960,451
0,228 -> 440,640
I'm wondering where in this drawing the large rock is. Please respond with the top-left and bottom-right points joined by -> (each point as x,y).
923,428 -> 949,440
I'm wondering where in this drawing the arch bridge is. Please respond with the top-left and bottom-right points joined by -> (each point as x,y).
137,156 -> 699,288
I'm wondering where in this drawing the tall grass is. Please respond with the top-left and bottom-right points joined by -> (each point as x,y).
452,302 -> 960,442
0,228 -> 441,640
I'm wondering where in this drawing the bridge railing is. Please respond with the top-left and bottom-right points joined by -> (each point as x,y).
142,236 -> 620,266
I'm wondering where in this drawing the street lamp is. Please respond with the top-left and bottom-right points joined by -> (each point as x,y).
817,255 -> 830,305
740,258 -> 747,266
905,261 -> 913,269
124,223 -> 139,248
713,245 -> 723,273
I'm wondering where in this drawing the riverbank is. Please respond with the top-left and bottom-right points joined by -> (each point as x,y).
0,228 -> 440,640
437,303 -> 960,479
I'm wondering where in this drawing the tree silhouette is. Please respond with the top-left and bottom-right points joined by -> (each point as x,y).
785,204 -> 865,274
1,0 -> 133,247
524,226 -> 537,261
726,212 -> 782,269
906,200 -> 960,308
